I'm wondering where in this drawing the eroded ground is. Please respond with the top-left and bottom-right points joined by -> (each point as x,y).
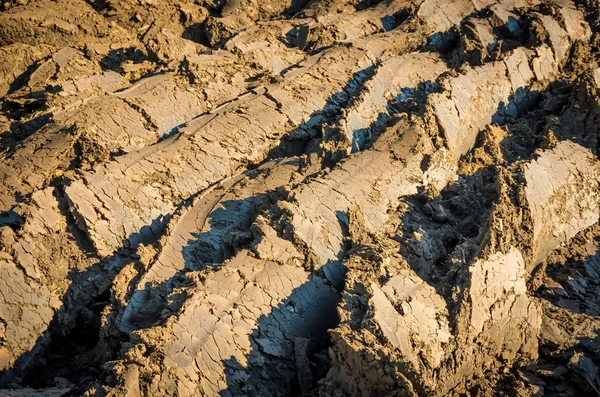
0,0 -> 600,396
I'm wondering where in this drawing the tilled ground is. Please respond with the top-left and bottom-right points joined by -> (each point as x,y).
0,0 -> 600,396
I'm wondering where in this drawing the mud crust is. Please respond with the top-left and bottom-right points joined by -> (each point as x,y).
0,0 -> 600,396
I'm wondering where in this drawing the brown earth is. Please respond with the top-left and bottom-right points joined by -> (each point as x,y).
0,0 -> 600,396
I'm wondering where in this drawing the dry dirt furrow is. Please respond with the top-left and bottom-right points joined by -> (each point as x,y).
63,0 -> 498,258
0,188 -> 94,373
75,0 -> 551,345
120,48 -> 448,334
0,0 -> 416,210
98,7 -> 587,394
325,140 -> 600,395
289,41 -> 574,288
0,36 -> 301,215
119,159 -> 303,334
1,0 -> 600,396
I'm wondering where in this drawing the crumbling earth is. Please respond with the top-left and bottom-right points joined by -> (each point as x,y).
0,0 -> 600,396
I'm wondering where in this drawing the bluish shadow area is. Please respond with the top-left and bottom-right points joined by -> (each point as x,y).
284,2 -> 409,53
516,234 -> 600,396
0,195 -> 180,389
0,113 -> 52,149
422,4 -> 533,69
99,47 -> 148,75
219,271 -> 340,396
493,77 -> 600,163
346,79 -> 441,154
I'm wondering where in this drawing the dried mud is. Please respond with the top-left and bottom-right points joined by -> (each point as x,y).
0,0 -> 600,396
